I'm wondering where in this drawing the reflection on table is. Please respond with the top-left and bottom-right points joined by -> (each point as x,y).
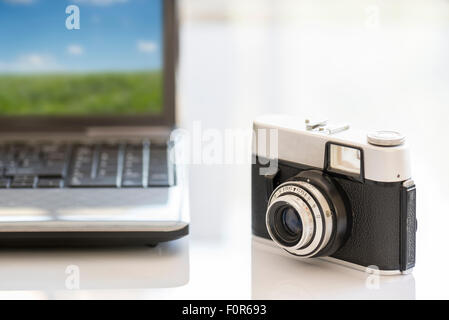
252,238 -> 415,300
0,237 -> 189,294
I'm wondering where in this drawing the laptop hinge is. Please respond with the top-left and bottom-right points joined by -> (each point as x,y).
86,126 -> 172,138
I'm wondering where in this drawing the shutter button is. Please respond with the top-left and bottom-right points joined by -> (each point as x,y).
367,131 -> 405,147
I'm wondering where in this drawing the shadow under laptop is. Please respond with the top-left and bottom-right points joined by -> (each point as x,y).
252,238 -> 415,300
0,237 -> 189,292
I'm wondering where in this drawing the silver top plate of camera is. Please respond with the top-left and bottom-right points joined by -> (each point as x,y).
253,114 -> 412,183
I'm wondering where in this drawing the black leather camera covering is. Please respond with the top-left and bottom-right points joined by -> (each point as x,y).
252,156 -> 417,271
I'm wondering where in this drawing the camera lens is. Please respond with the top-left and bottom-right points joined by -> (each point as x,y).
266,195 -> 314,249
272,205 -> 303,246
265,171 -> 350,258
281,207 -> 303,236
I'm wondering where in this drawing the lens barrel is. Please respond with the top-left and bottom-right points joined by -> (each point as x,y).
265,170 -> 350,258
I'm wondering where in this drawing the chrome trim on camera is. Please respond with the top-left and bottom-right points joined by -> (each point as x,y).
402,179 -> 415,188
266,181 -> 334,258
297,181 -> 334,255
321,256 -> 412,275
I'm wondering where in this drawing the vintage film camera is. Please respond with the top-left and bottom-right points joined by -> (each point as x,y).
252,115 -> 417,274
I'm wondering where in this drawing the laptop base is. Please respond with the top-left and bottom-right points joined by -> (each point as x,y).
0,226 -> 188,247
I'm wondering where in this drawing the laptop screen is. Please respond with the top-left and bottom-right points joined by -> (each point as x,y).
0,0 -> 165,117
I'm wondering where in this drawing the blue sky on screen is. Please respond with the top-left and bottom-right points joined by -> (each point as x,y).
0,0 -> 163,73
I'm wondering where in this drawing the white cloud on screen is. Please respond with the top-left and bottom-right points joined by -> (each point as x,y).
0,54 -> 62,73
67,45 -> 84,56
137,40 -> 158,54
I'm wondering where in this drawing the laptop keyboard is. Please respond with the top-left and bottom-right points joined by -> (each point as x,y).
0,142 -> 174,189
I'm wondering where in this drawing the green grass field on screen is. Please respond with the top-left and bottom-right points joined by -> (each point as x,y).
0,71 -> 163,116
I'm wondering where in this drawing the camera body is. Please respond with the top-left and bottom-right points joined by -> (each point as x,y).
252,115 -> 417,274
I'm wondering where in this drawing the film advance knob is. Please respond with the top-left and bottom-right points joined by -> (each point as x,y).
367,130 -> 406,147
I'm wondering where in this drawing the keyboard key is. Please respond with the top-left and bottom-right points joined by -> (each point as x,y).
10,175 -> 36,188
68,144 -> 119,188
37,165 -> 66,177
70,178 -> 117,188
0,178 -> 9,188
37,178 -> 63,188
148,145 -> 173,187
69,145 -> 95,187
1,142 -> 70,179
121,144 -> 143,188
5,166 -> 66,177
122,177 -> 143,188
4,167 -> 36,176
96,145 -> 119,178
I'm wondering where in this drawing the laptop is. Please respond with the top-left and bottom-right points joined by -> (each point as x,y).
0,0 -> 189,246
